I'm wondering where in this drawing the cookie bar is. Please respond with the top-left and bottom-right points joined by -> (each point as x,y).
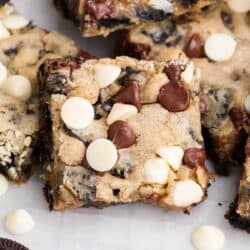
226,138 -> 250,232
118,1 -> 250,174
54,0 -> 215,37
38,55 -> 210,211
0,1 -> 84,182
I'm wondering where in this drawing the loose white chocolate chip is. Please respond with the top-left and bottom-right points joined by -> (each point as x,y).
4,209 -> 34,235
156,146 -> 184,171
244,95 -> 250,113
0,61 -> 8,87
86,138 -> 118,172
107,103 -> 138,125
61,97 -> 94,130
2,75 -> 31,101
181,62 -> 194,84
149,0 -> 173,12
0,21 -> 10,40
173,180 -> 203,207
3,14 -> 29,30
0,174 -> 8,196
192,225 -> 225,250
143,158 -> 169,184
94,64 -> 121,88
204,33 -> 236,62
228,0 -> 250,13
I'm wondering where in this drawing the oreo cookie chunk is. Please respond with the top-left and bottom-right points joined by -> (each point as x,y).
118,1 -> 250,175
0,238 -> 28,250
0,2 -> 91,183
54,0 -> 215,37
38,55 -> 210,211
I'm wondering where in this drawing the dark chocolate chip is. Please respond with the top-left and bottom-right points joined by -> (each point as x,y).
113,79 -> 141,110
113,189 -> 120,196
46,73 -> 69,95
229,107 -> 247,130
181,0 -> 198,7
4,47 -> 18,56
136,7 -> 169,22
184,33 -> 204,58
159,82 -> 190,112
183,148 -> 206,169
164,63 -> 185,82
85,0 -> 115,20
108,120 -> 136,149
0,238 -> 29,250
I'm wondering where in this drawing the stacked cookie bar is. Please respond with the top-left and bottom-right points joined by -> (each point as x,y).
54,0 -> 215,37
0,1 -> 84,182
38,56 -> 210,210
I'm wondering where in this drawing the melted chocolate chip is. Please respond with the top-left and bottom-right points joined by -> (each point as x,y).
159,82 -> 190,112
113,79 -> 141,110
164,63 -> 185,82
183,148 -> 206,168
229,107 -> 247,130
108,120 -> 136,149
184,33 -> 204,58
85,0 -> 115,20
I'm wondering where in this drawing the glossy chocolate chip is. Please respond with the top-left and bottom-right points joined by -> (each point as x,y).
164,63 -> 185,82
159,82 -> 190,112
85,0 -> 115,20
108,120 -> 136,149
113,79 -> 141,110
184,33 -> 204,58
245,138 -> 250,156
183,148 -> 206,169
229,107 -> 247,130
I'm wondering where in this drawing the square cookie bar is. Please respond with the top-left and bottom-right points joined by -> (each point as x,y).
54,0 -> 215,37
38,55 -> 210,210
0,1 -> 84,182
118,1 -> 250,175
226,138 -> 250,232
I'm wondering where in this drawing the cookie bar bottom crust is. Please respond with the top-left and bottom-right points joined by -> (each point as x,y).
226,199 -> 250,233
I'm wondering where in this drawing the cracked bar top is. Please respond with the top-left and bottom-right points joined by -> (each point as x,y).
39,55 -> 210,211
54,0 -> 215,37
118,1 -> 250,174
0,2 -> 85,183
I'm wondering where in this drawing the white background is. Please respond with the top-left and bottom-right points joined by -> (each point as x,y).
0,0 -> 250,249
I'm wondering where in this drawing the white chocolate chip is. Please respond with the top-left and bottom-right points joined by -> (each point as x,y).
0,174 -> 8,197
192,225 -> 225,250
156,146 -> 184,171
107,103 -> 138,125
244,95 -> 250,113
142,158 -> 169,184
4,209 -> 34,235
94,64 -> 121,88
228,0 -> 250,13
0,61 -> 8,87
149,0 -> 173,12
2,14 -> 29,30
204,33 -> 236,62
0,21 -> 10,40
61,97 -> 94,130
2,75 -> 31,101
172,180 -> 203,207
86,138 -> 118,172
181,62 -> 194,84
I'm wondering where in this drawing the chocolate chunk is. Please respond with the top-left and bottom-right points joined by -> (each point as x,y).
108,120 -> 136,149
183,148 -> 206,168
245,138 -> 250,156
164,63 -> 185,82
229,107 -> 247,130
85,0 -> 115,20
113,79 -> 141,110
159,82 -> 190,112
46,73 -> 69,95
0,238 -> 29,250
184,33 -> 204,58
